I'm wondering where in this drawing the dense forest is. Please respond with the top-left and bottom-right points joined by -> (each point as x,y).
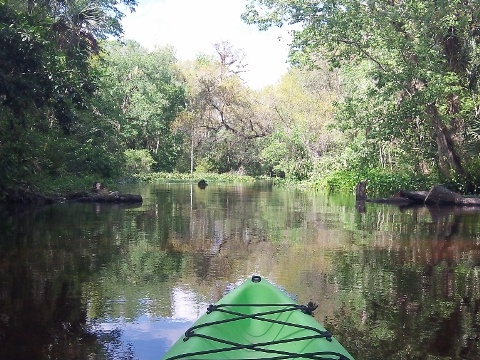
3,0 -> 480,197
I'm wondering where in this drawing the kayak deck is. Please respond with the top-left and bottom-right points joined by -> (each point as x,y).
162,276 -> 354,359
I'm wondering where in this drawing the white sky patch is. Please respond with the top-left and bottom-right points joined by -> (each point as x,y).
171,286 -> 207,321
121,0 -> 292,89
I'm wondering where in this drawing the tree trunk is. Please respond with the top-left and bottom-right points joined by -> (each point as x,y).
426,104 -> 464,178
355,180 -> 367,201
190,131 -> 194,174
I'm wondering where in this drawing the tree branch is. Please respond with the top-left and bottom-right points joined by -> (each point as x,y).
335,37 -> 389,73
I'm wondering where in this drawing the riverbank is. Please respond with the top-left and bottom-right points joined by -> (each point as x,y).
0,172 -> 256,205
3,185 -> 143,205
3,168 -> 471,205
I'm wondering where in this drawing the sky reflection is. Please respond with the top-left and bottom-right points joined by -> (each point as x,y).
93,286 -> 208,359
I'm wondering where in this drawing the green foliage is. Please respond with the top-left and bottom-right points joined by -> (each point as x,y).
191,159 -> 211,174
261,130 -> 313,181
174,43 -> 271,176
243,0 -> 480,186
35,174 -> 115,195
364,170 -> 435,196
9,0 -> 480,195
0,0 -> 137,194
0,126 -> 42,189
443,155 -> 480,193
257,66 -> 342,182
192,131 -> 264,175
124,149 -> 155,175
317,168 -> 435,196
98,41 -> 186,172
133,172 -> 255,184
314,170 -> 360,194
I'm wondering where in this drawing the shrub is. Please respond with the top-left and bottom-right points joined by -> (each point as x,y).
124,149 -> 156,175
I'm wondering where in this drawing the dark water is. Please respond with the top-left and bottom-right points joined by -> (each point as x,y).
0,182 -> 479,360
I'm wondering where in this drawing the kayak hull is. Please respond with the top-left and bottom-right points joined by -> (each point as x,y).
162,276 -> 354,359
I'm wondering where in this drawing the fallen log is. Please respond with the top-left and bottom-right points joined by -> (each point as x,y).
425,185 -> 462,205
423,185 -> 480,206
360,183 -> 480,207
455,196 -> 480,206
398,190 -> 430,202
5,188 -> 61,204
75,193 -> 143,203
366,197 -> 414,206
2,187 -> 142,205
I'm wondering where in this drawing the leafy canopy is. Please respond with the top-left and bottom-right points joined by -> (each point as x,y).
243,0 -> 480,189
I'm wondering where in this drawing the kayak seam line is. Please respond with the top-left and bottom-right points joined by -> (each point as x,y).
166,331 -> 349,359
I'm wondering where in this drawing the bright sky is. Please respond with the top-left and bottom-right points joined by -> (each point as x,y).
121,0 -> 292,89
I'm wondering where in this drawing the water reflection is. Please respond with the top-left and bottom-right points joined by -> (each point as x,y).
0,183 -> 479,359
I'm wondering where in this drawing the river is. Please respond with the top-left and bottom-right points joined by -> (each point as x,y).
0,181 -> 479,359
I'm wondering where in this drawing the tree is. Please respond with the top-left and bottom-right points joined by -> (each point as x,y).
251,63 -> 343,181
243,0 -> 480,189
190,42 -> 270,140
175,42 -> 273,174
1,0 -> 136,130
97,41 -> 186,172
0,0 -> 137,189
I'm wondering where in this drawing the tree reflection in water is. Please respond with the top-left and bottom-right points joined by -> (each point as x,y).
0,184 -> 479,360
0,204 -> 139,359
326,203 -> 480,360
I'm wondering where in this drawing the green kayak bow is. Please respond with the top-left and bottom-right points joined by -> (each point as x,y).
162,275 -> 354,360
